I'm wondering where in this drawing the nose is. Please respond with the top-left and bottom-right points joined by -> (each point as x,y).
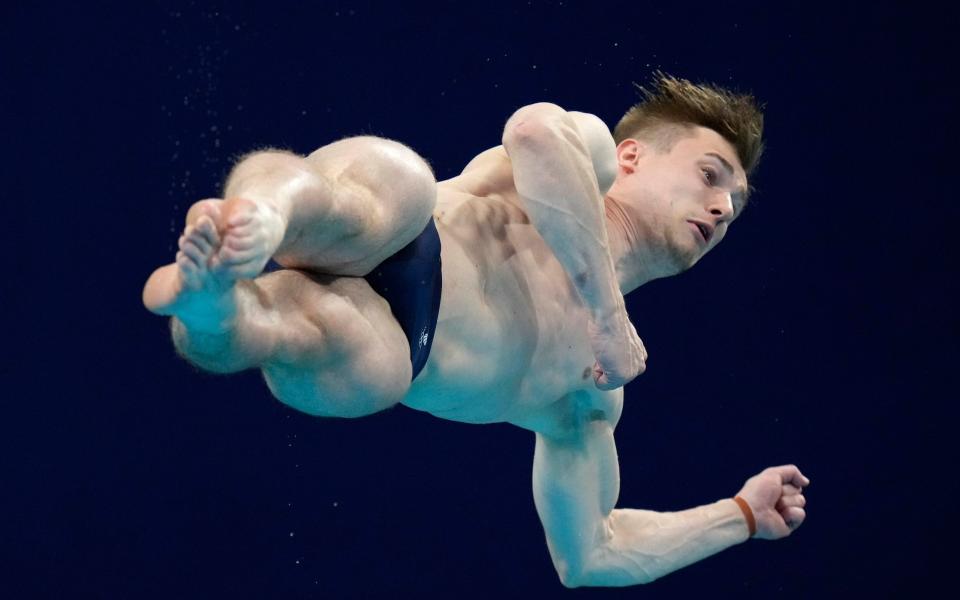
707,191 -> 735,222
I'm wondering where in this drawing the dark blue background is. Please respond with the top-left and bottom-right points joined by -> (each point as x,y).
3,1 -> 956,597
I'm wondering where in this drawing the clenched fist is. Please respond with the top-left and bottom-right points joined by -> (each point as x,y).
588,310 -> 648,390
736,465 -> 810,540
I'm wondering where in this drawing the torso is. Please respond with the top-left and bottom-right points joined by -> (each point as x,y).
401,147 -> 621,435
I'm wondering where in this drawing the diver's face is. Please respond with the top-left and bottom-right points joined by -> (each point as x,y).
612,126 -> 748,274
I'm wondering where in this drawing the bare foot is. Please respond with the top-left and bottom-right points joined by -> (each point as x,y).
143,196 -> 287,328
142,200 -> 239,332
213,196 -> 287,279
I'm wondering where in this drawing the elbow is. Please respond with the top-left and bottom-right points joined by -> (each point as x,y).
553,549 -> 659,588
552,551 -> 598,589
559,568 -> 657,589
555,561 -> 586,589
502,102 -> 566,148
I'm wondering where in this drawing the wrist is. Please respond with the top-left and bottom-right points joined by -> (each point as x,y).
586,290 -> 626,326
732,496 -> 757,540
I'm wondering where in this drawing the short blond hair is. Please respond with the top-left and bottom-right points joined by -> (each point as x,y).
613,72 -> 765,177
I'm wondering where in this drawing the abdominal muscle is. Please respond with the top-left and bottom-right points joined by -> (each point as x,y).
401,149 -> 602,428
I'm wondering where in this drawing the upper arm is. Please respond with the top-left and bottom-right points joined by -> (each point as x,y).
567,112 -> 617,196
531,389 -> 624,586
502,103 -> 618,196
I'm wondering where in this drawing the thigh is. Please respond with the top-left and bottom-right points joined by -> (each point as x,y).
256,268 -> 413,417
301,136 -> 438,276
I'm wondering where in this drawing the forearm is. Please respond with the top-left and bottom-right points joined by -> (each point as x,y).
502,106 -> 623,324
584,499 -> 751,586
533,416 -> 751,588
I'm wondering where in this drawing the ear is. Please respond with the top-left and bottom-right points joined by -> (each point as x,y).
616,139 -> 647,174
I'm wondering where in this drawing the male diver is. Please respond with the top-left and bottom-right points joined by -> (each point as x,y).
143,73 -> 809,587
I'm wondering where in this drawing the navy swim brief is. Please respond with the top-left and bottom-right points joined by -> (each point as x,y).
263,217 -> 442,381
364,217 -> 442,381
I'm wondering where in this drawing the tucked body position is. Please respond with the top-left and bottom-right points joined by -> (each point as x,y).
143,73 -> 809,587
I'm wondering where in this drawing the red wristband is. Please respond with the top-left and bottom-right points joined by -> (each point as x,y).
733,496 -> 757,538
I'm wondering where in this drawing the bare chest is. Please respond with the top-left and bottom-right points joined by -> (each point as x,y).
401,187 -> 597,424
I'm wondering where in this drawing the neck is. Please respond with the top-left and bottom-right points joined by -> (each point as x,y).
604,195 -> 673,295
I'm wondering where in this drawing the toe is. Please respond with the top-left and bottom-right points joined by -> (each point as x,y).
176,251 -> 198,279
186,198 -> 224,227
225,235 -> 256,251
188,229 -> 214,255
228,213 -> 254,226
219,246 -> 255,265
181,239 -> 207,264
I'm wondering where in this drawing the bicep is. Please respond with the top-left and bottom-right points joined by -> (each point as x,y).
531,390 -> 624,582
533,418 -> 621,529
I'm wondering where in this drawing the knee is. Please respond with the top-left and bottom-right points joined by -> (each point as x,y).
310,136 -> 437,210
367,136 -> 436,188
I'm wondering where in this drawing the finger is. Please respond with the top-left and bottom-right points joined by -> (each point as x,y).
770,465 -> 810,488
783,483 -> 802,496
594,373 -> 610,389
594,373 -> 618,391
593,362 -> 605,383
782,506 -> 806,530
777,494 -> 806,511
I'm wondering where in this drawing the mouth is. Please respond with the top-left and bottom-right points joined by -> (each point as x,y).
688,221 -> 713,245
